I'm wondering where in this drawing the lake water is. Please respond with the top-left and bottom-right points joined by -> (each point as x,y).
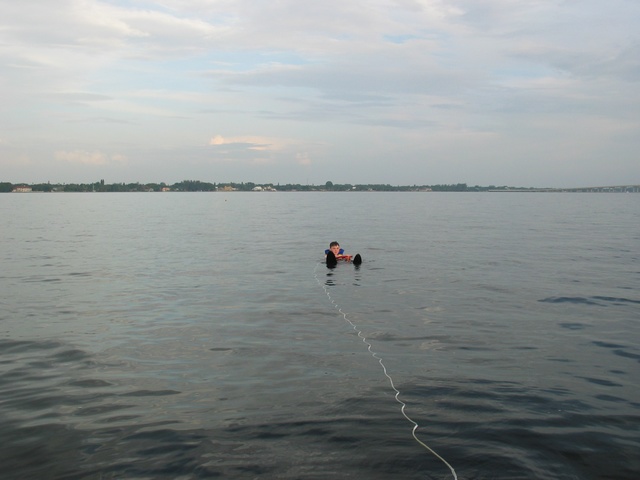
1,192 -> 638,480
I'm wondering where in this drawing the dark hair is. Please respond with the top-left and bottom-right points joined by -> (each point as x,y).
329,241 -> 340,248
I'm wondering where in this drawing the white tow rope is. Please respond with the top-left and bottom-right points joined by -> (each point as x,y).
314,262 -> 458,480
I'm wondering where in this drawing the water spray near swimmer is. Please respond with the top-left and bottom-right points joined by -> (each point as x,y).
325,241 -> 362,268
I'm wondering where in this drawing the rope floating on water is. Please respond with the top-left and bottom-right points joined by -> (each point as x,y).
314,263 -> 458,480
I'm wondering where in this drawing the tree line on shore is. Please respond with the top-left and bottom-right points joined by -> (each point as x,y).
1,180 -> 534,193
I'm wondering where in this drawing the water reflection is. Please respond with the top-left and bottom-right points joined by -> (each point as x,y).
324,271 -> 335,287
324,264 -> 362,287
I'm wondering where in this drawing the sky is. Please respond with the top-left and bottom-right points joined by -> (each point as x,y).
1,0 -> 639,188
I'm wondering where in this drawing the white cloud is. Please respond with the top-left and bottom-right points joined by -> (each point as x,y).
296,152 -> 312,166
209,135 -> 225,146
208,135 -> 288,151
55,150 -> 128,166
0,0 -> 638,186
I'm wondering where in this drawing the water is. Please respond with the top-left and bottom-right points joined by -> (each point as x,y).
1,192 -> 638,479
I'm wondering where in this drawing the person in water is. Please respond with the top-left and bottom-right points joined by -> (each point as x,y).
326,241 -> 349,260
325,241 -> 362,266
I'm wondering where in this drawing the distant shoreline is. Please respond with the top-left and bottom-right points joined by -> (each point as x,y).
2,180 -> 638,193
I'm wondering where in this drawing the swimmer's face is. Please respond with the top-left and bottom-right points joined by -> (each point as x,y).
330,245 -> 341,255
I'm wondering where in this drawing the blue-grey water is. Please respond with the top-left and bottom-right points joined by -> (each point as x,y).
1,192 -> 638,480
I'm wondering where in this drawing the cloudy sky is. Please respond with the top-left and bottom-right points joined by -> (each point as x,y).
1,0 -> 639,187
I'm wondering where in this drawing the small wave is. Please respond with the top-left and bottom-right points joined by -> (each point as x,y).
593,340 -> 625,349
22,277 -> 62,283
67,272 -> 92,277
595,394 -> 627,403
0,339 -> 63,354
539,295 -> 640,306
580,376 -> 623,387
73,404 -> 134,417
592,341 -> 640,363
366,332 -> 441,342
68,379 -> 114,388
559,322 -> 586,330
121,389 -> 182,397
539,296 -> 601,305
591,295 -> 640,305
613,350 -> 640,362
52,349 -> 92,363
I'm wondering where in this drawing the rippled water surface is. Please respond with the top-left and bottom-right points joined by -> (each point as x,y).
1,192 -> 639,479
